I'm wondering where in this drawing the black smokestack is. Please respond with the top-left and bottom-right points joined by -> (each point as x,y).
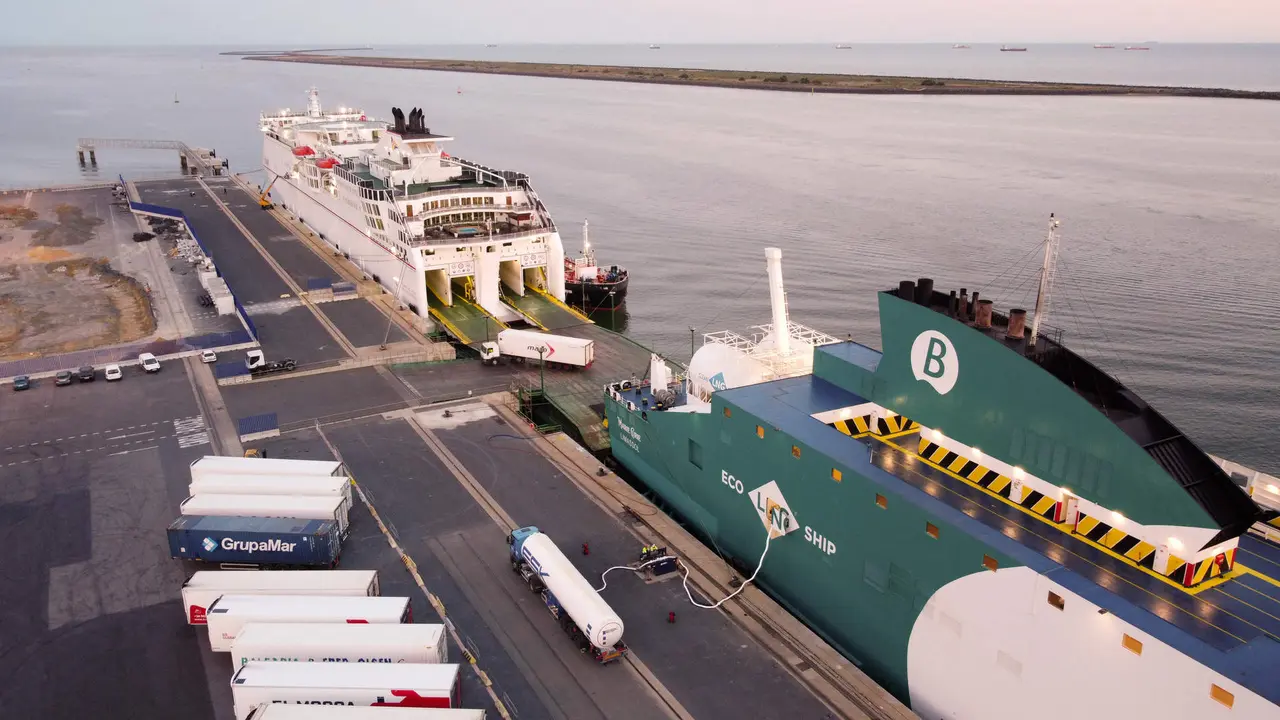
898,280 -> 915,302
915,278 -> 934,306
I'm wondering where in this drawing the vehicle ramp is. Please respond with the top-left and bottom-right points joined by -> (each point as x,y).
428,284 -> 507,348
500,286 -> 593,331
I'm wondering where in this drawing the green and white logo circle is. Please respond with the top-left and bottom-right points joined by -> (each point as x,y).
910,330 -> 958,395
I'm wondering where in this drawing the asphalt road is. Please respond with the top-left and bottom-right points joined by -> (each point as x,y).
320,299 -> 410,348
437,416 -> 833,720
0,362 -> 230,720
220,367 -> 406,429
134,178 -> 348,365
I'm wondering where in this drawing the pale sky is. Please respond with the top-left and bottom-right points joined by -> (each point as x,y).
2,0 -> 1277,45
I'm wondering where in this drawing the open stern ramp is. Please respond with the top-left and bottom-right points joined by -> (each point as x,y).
427,280 -> 507,348
501,285 -> 591,331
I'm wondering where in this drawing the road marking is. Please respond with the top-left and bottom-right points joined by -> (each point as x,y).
110,445 -> 159,456
108,431 -> 156,440
174,415 -> 210,449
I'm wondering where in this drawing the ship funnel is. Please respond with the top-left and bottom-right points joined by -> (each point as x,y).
915,278 -> 934,306
959,289 -> 969,320
898,280 -> 916,302
970,292 -> 981,323
1006,308 -> 1027,340
975,299 -> 993,328
765,248 -> 792,358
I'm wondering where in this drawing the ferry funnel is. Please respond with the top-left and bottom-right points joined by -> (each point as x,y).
765,248 -> 791,358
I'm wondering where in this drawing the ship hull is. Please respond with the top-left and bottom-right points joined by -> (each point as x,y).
565,275 -> 628,309
604,389 -> 1280,718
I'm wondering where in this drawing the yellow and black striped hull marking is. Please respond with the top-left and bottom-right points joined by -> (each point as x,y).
831,414 -> 919,437
1074,513 -> 1158,571
916,439 -> 1026,502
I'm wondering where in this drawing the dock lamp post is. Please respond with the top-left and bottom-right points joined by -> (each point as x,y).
689,326 -> 696,358
537,345 -> 548,394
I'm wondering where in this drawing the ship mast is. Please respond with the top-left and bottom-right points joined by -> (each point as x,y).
765,247 -> 792,358
1028,213 -> 1062,349
582,219 -> 595,266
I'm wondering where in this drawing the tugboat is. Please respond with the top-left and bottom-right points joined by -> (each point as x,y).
564,220 -> 629,311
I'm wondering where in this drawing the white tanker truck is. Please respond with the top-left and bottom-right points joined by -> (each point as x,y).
507,526 -> 627,664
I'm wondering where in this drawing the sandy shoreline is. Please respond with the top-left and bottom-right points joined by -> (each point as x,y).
246,53 -> 1280,100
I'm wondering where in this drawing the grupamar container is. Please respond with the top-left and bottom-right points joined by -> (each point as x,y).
206,594 -> 411,652
245,706 -> 484,720
190,455 -> 346,482
230,622 -> 446,666
181,569 -> 377,625
180,493 -> 348,536
231,662 -> 460,720
167,515 -> 340,570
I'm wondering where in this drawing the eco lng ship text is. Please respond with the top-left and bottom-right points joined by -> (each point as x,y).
605,227 -> 1280,719
259,88 -> 622,345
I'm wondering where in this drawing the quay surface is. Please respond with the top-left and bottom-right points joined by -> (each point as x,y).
248,53 -> 1280,100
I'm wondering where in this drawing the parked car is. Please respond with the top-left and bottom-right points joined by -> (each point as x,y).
12,375 -> 31,391
138,353 -> 161,373
104,365 -> 123,381
200,350 -> 218,364
55,371 -> 73,386
244,448 -> 268,458
78,365 -> 96,382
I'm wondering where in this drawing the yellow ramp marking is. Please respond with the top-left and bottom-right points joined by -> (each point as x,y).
1101,527 -> 1127,549
948,455 -> 969,473
854,416 -> 870,434
1125,541 -> 1156,563
1031,496 -> 1057,516
929,446 -> 950,464
1076,515 -> 1100,537
987,475 -> 1011,494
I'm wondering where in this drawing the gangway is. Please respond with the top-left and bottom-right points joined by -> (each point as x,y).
500,286 -> 592,331
427,282 -> 507,348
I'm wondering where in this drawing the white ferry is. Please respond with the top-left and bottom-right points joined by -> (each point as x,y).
259,88 -> 569,341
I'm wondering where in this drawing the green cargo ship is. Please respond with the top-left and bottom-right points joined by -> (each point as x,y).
604,245 -> 1280,719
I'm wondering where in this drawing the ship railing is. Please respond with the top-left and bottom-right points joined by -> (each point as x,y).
440,156 -> 526,189
408,225 -> 553,247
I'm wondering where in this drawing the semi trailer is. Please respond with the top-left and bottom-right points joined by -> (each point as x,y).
181,569 -> 378,625
507,526 -> 627,664
479,329 -> 594,368
179,493 -> 349,537
190,455 -> 346,482
245,707 -> 484,720
167,515 -> 341,570
207,594 -> 412,652
231,622 -> 447,667
187,474 -> 353,526
230,661 -> 461,719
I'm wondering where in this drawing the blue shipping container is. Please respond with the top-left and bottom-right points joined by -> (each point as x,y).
167,515 -> 341,567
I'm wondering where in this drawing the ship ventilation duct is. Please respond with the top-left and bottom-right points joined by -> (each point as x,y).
915,278 -> 934,306
958,289 -> 969,320
765,247 -> 791,358
1007,308 -> 1027,340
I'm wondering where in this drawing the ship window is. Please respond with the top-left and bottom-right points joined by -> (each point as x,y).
1211,684 -> 1234,709
755,425 -> 764,438
722,407 -> 731,418
1047,592 -> 1065,611
831,468 -> 842,482
875,493 -> 886,508
406,205 -> 414,218
926,522 -> 940,539
983,554 -> 999,572
1122,634 -> 1143,656
791,445 -> 801,459
688,439 -> 703,469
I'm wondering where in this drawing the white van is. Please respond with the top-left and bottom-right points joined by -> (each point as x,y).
139,352 -> 161,372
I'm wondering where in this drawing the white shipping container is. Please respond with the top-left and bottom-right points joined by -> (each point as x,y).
189,474 -> 353,526
231,662 -> 460,720
246,707 -> 484,720
181,570 -> 379,625
191,456 -> 345,483
207,594 -> 411,652
496,329 -> 594,367
180,494 -> 348,537
231,622 -> 446,667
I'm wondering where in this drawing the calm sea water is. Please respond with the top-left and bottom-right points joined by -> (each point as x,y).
1,46 -> 1277,473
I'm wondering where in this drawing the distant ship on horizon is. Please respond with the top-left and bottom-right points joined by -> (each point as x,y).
952,44 -> 971,49
1093,44 -> 1116,49
1000,45 -> 1028,52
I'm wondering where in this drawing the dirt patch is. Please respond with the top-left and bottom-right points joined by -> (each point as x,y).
0,204 -> 38,244
31,203 -> 102,248
0,257 -> 157,359
26,246 -> 74,263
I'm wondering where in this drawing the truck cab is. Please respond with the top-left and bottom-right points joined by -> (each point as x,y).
480,342 -> 501,366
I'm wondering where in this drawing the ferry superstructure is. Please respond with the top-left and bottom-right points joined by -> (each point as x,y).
259,88 -> 573,343
605,234 -> 1280,719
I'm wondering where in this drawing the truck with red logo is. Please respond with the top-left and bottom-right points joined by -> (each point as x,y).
479,329 -> 593,369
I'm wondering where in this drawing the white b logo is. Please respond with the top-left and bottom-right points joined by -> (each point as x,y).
910,330 -> 959,395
